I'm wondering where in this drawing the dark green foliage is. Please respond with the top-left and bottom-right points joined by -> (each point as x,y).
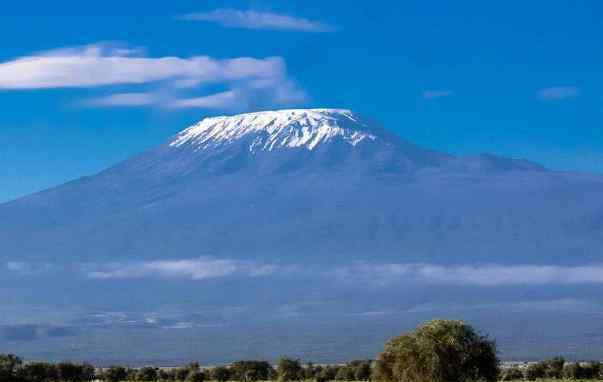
186,370 -> 205,382
499,366 -> 523,381
277,358 -> 303,381
21,362 -> 58,382
0,354 -> 23,382
375,320 -> 499,382
582,361 -> 602,379
524,362 -> 546,380
174,366 -> 191,381
56,362 -> 95,382
544,356 -> 566,379
102,365 -> 128,382
157,368 -> 173,381
348,360 -> 372,381
136,366 -> 158,381
230,360 -> 275,382
209,366 -> 231,382
563,361 -> 601,380
303,362 -> 317,380
12,351 -> 603,382
564,362 -> 584,380
335,366 -> 355,381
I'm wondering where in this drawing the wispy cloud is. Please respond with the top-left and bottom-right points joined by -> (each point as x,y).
178,9 -> 335,32
83,92 -> 159,107
0,42 -> 307,110
85,257 -> 283,280
537,86 -> 579,101
10,258 -> 603,287
402,298 -> 602,314
422,89 -> 453,100
334,263 -> 603,286
5,261 -> 53,276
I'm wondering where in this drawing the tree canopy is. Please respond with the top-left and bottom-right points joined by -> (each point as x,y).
375,319 -> 498,382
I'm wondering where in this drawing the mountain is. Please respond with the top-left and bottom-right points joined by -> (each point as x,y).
3,108 -> 602,264
2,108 -> 603,364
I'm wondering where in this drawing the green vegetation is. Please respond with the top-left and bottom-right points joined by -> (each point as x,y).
2,320 -> 603,382
375,319 -> 498,382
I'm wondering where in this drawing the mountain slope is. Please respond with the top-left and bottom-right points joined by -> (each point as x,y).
3,108 -> 603,363
2,108 -> 602,265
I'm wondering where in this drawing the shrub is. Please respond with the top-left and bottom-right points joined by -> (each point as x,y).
375,320 -> 498,382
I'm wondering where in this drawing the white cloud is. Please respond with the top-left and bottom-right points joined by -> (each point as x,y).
85,257 -> 283,280
0,43 -> 307,110
422,89 -> 453,99
0,44 -> 283,89
537,86 -> 579,101
403,298 -> 602,314
84,92 -> 159,107
168,78 -> 308,111
13,257 -> 603,287
335,263 -> 603,286
168,90 -> 242,110
5,261 -> 53,275
178,9 -> 335,32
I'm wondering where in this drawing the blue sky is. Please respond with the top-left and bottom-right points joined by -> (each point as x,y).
1,0 -> 602,202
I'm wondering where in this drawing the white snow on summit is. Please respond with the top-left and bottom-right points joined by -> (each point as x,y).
169,109 -> 378,153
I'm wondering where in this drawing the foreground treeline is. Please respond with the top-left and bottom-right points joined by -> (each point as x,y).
0,354 -> 373,382
501,357 -> 603,381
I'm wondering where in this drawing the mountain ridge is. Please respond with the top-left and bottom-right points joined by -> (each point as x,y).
1,108 -> 601,266
3,108 -> 603,362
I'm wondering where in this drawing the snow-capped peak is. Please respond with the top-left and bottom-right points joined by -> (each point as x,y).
169,108 -> 378,153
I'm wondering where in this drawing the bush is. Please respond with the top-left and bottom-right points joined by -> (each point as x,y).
102,366 -> 128,382
186,370 -> 205,382
210,366 -> 231,382
524,362 -> 546,380
277,358 -> 303,381
230,360 -> 275,382
0,355 -> 23,382
375,320 -> 498,382
136,366 -> 158,381
499,366 -> 523,381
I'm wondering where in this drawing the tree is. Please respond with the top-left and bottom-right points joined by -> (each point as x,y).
318,366 -> 338,382
375,320 -> 498,382
351,360 -> 372,381
136,366 -> 158,381
277,358 -> 302,381
186,370 -> 206,382
544,357 -> 565,379
581,361 -> 600,380
315,367 -> 331,382
158,369 -> 174,381
563,362 -> 583,380
21,362 -> 58,382
335,366 -> 355,381
103,366 -> 128,382
499,366 -> 523,381
304,363 -> 317,380
230,361 -> 275,382
210,366 -> 231,382
0,354 -> 23,382
174,367 -> 191,381
57,362 -> 95,382
524,362 -> 546,380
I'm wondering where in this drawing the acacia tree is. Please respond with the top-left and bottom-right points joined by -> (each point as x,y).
375,320 -> 498,382
276,358 -> 302,381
